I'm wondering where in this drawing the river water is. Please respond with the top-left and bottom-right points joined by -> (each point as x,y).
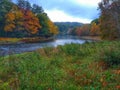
0,37 -> 90,56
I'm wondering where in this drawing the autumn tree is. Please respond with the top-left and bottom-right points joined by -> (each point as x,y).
4,12 -> 15,32
47,19 -> 58,35
76,27 -> 83,36
4,6 -> 24,32
1,0 -> 56,38
4,6 -> 24,31
99,0 -> 120,40
90,22 -> 100,36
23,10 -> 41,34
76,24 -> 90,36
4,5 -> 41,37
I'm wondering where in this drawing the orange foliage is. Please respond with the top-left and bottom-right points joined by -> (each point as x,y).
116,85 -> 120,89
76,27 -> 82,36
4,24 -> 15,32
23,10 -> 41,34
76,24 -> 90,36
113,70 -> 120,75
6,12 -> 15,22
4,6 -> 41,34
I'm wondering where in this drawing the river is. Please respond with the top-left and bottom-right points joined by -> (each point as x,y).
0,37 -> 90,56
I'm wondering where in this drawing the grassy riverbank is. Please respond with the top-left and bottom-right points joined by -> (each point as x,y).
0,41 -> 120,89
80,36 -> 101,41
0,38 -> 21,44
0,37 -> 54,44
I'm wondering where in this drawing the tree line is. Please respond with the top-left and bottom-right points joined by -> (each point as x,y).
68,0 -> 120,40
54,22 -> 83,35
0,0 -> 58,38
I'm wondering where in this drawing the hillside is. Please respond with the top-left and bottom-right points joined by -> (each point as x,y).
54,22 -> 83,35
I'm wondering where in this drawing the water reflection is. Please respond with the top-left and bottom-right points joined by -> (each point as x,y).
0,38 -> 89,56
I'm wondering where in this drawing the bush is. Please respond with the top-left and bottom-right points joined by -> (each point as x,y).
98,47 -> 120,67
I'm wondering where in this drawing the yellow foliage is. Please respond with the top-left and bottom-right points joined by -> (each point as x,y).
90,22 -> 100,36
4,5 -> 24,32
15,10 -> 24,20
4,24 -> 15,32
48,20 -> 58,35
5,12 -> 15,22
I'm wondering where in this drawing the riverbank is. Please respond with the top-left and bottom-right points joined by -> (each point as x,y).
80,36 -> 101,41
0,38 -> 21,44
0,41 -> 120,89
0,37 -> 54,45
0,36 -> 101,45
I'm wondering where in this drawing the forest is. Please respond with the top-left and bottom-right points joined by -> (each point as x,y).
0,0 -> 58,38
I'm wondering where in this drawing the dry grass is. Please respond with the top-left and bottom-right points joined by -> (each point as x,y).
80,36 -> 101,41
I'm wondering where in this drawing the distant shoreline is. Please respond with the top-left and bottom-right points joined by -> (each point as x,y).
80,36 -> 101,41
0,36 -> 101,45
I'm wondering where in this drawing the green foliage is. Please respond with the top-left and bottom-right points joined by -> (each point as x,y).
91,18 -> 99,25
17,0 -> 32,10
37,13 -> 58,37
37,13 -> 51,36
0,0 -> 13,37
0,41 -> 120,89
32,4 -> 44,14
58,44 -> 87,57
97,45 -> 120,67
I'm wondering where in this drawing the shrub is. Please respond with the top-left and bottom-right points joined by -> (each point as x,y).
98,47 -> 120,67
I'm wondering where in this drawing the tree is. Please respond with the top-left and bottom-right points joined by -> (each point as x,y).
91,18 -> 99,24
4,12 -> 15,32
4,5 -> 25,37
99,0 -> 120,40
17,0 -> 31,10
76,24 -> 90,36
0,0 -> 13,36
32,4 -> 44,15
37,13 -> 50,36
90,22 -> 100,36
4,6 -> 41,37
23,10 -> 41,35
47,19 -> 58,35
37,13 -> 58,37
4,6 -> 24,31
0,0 -> 12,15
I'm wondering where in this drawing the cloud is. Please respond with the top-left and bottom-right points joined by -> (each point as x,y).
23,0 -> 101,23
74,0 -> 101,6
46,9 -> 91,23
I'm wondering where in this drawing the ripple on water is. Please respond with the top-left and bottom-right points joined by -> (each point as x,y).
0,38 -> 90,56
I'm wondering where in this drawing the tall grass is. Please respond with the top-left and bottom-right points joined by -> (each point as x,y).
0,41 -> 120,90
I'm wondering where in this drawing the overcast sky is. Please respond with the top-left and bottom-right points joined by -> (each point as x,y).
24,0 -> 101,23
